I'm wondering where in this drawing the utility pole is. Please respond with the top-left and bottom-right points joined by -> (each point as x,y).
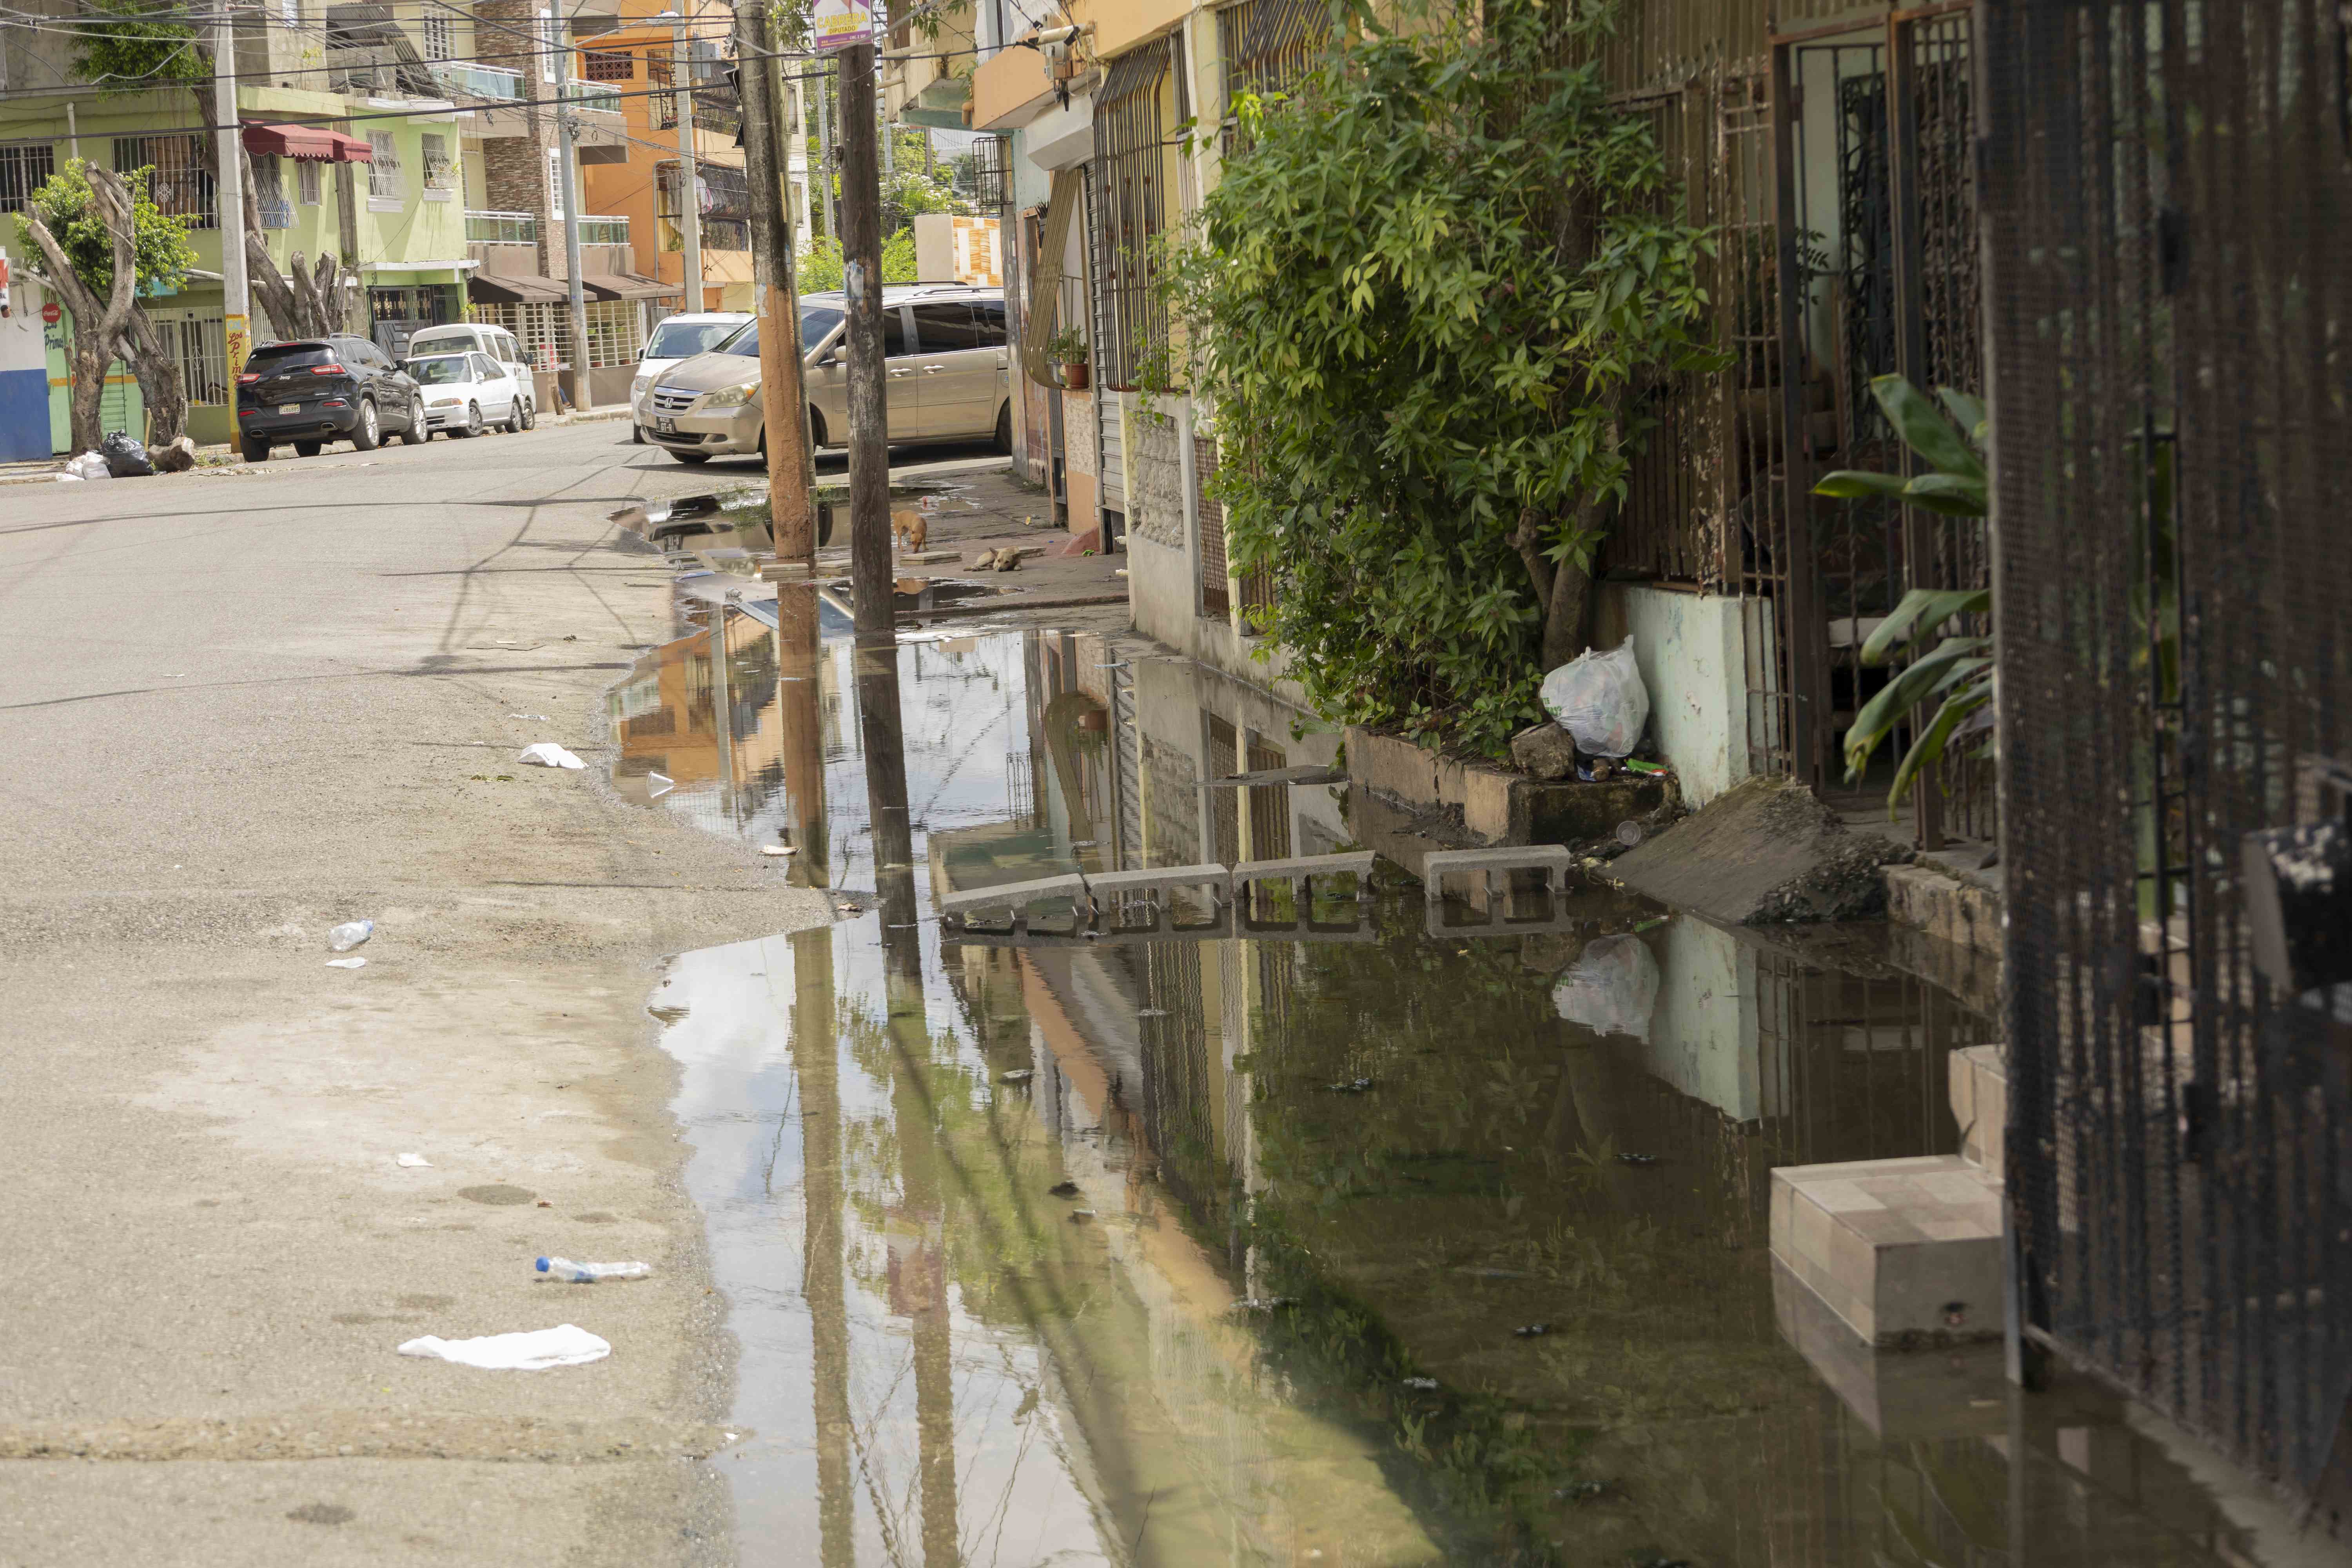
671,11 -> 702,312
553,20 -> 590,409
212,1 -> 249,374
733,0 -> 812,561
838,37 -> 889,637
814,65 -> 835,243
767,29 -> 819,500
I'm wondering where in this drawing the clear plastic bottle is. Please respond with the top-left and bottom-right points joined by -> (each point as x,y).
327,920 -> 374,953
534,1256 -> 652,1283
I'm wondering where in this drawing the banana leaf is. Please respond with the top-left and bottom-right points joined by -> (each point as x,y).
1886,687 -> 1991,818
1859,588 -> 1990,665
1868,374 -> 1985,484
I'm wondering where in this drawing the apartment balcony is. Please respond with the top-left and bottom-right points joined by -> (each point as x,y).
432,60 -> 523,102
466,209 -> 537,245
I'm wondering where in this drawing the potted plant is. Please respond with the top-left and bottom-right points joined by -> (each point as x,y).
1046,328 -> 1089,390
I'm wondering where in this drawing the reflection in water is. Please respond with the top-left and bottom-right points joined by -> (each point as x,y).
622,619 -> 2326,1567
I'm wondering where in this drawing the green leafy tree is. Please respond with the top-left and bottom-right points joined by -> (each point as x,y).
1162,0 -> 1719,757
16,162 -> 198,450
71,0 -> 212,92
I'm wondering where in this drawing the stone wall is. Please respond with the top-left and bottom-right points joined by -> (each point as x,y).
1127,405 -> 1185,550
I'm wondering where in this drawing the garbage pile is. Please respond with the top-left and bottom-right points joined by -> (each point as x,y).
54,432 -> 198,481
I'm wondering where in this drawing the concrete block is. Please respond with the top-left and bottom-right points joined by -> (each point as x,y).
937,873 -> 1087,920
1948,1044 -> 2007,1181
1420,846 -> 1575,900
1885,862 -> 2005,956
1769,1154 -> 2002,1346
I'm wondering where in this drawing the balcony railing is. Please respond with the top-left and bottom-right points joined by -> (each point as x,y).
432,60 -> 523,101
466,209 -> 537,244
564,79 -> 623,113
578,214 -> 629,246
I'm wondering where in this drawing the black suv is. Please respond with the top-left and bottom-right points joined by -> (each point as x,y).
236,336 -> 426,461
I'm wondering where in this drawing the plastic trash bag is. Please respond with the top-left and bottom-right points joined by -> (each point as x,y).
1552,933 -> 1660,1042
1539,637 -> 1650,759
519,742 -> 586,770
64,452 -> 113,481
396,1324 -> 611,1370
100,430 -> 154,477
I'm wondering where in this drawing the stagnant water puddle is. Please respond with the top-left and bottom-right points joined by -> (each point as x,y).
611,607 -> 2314,1567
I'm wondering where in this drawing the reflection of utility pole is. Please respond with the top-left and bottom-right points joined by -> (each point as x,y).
814,63 -> 835,242
789,922 -> 856,1568
856,633 -> 959,1562
777,584 -> 829,887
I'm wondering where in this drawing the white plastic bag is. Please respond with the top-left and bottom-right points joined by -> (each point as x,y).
1539,637 -> 1650,759
1551,934 -> 1660,1042
519,742 -> 585,770
397,1324 -> 610,1370
64,452 -> 113,482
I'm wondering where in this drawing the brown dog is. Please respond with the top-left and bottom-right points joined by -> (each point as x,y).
890,509 -> 928,554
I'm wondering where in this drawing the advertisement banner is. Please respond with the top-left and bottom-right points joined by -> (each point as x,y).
811,0 -> 872,52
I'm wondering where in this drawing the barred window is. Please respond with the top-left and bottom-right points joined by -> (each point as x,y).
0,142 -> 54,214
584,49 -> 632,82
472,300 -> 572,372
113,135 -> 214,228
253,153 -> 291,229
298,158 -> 321,205
650,56 -> 676,129
583,298 -> 641,368
367,131 -> 402,200
176,315 -> 227,405
657,160 -> 749,251
422,13 -> 452,60
419,132 -> 457,198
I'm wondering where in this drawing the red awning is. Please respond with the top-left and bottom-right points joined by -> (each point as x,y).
241,123 -> 373,163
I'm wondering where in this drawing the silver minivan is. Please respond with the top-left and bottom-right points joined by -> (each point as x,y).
643,285 -> 1011,464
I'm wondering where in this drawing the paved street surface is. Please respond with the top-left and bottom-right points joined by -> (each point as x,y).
0,421 -> 851,1566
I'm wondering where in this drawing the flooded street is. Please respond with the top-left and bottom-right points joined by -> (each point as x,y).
613,599 -> 2314,1567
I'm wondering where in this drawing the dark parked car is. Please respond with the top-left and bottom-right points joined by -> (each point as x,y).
235,336 -> 426,461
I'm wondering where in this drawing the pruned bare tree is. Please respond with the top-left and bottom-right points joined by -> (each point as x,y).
16,165 -> 142,455
241,152 -> 359,340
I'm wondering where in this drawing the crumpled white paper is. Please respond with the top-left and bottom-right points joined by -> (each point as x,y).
518,742 -> 586,771
396,1324 -> 610,1370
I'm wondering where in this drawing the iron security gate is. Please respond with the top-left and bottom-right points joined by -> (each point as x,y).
1983,0 -> 2352,1526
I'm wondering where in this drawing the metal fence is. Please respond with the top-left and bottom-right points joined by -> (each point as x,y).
1092,38 -> 1173,391
1983,0 -> 2352,1523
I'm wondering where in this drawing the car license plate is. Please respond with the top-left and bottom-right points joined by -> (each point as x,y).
278,403 -> 299,415
654,417 -> 676,434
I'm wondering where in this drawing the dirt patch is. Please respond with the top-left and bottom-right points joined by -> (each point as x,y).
1610,776 -> 1911,926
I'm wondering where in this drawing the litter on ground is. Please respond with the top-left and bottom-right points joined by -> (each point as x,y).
328,920 -> 374,952
396,1324 -> 611,1370
519,743 -> 586,770
326,957 -> 368,969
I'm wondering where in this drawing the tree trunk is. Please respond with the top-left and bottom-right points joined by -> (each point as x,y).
116,308 -> 188,446
1539,490 -> 1603,669
64,325 -> 108,456
19,167 -> 142,456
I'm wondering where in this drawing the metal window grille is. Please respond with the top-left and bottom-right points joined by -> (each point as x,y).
175,315 -> 227,405
1206,715 -> 1240,865
419,132 -> 457,195
650,55 -> 677,129
471,300 -> 572,372
1217,0 -> 1328,150
584,47 -> 632,81
1196,433 -> 1229,622
421,11 -> 451,59
367,131 -> 402,200
1982,0 -> 2352,1523
1091,39 -> 1170,390
970,134 -> 1011,208
113,135 -> 214,229
0,142 -> 54,214
297,157 -> 320,206
691,82 -> 742,138
582,298 -> 641,369
658,160 -> 749,252
252,153 -> 292,229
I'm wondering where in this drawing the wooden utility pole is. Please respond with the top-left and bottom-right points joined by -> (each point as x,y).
837,37 -> 891,637
733,0 -> 813,562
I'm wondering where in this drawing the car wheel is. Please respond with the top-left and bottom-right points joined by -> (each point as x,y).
630,422 -> 644,444
808,407 -> 827,447
518,397 -> 535,431
294,440 -> 323,458
399,395 -> 428,445
506,400 -> 525,435
351,398 -> 381,451
993,400 -> 1012,455
240,437 -> 270,463
670,449 -> 711,465
454,402 -> 481,438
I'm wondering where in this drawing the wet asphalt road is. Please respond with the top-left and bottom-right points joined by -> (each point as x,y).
0,417 -> 835,1567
